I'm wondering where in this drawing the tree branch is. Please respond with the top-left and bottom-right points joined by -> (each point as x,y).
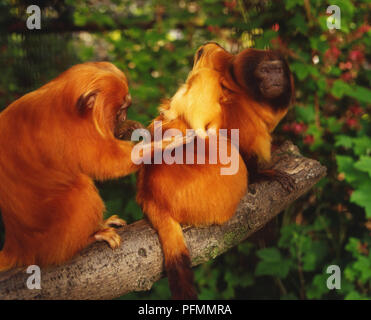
0,141 -> 326,300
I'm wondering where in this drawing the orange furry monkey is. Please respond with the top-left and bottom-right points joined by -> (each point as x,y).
0,61 -> 178,272
136,43 -> 295,299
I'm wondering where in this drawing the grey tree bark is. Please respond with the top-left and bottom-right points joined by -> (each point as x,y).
0,141 -> 326,300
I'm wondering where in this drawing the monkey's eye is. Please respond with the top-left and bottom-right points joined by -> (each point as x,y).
195,48 -> 204,63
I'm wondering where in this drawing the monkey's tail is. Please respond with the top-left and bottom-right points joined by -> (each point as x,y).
156,216 -> 197,300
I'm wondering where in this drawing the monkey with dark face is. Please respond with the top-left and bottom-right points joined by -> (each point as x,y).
228,46 -> 295,188
136,43 -> 295,299
254,61 -> 288,99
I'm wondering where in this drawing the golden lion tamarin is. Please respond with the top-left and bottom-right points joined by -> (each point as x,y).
160,44 -> 233,138
0,62 -> 182,272
161,68 -> 224,138
0,62 -> 138,271
136,43 -> 295,299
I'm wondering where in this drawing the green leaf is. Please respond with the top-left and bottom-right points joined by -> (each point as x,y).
289,13 -> 308,34
345,237 -> 362,258
353,136 -> 371,156
255,259 -> 291,279
323,117 -> 342,133
350,183 -> 371,217
346,85 -> 371,103
256,247 -> 282,262
310,37 -> 328,53
291,62 -> 310,80
331,80 -> 352,98
335,135 -> 354,149
302,241 -> 328,271
306,274 -> 329,299
317,76 -> 327,92
285,0 -> 302,10
353,256 -> 371,283
345,291 -> 363,300
354,156 -> 371,177
336,155 -> 369,186
254,30 -> 277,49
295,104 -> 315,123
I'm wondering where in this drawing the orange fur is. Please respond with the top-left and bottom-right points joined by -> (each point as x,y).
136,116 -> 247,299
136,43 -> 294,299
0,62 -> 140,271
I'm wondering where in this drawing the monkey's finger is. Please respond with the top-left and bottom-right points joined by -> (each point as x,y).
103,215 -> 127,228
94,228 -> 122,249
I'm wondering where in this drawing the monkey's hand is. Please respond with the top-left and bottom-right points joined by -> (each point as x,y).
131,133 -> 196,164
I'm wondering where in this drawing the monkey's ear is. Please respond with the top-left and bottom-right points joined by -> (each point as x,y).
76,90 -> 99,115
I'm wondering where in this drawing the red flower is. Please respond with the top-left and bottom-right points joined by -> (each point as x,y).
346,118 -> 358,128
292,122 -> 307,135
358,24 -> 371,33
349,105 -> 363,116
354,24 -> 371,39
272,23 -> 280,32
349,49 -> 364,63
303,135 -> 314,145
339,61 -> 352,70
324,46 -> 341,63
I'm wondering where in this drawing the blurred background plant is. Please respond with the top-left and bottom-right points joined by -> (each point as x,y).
0,0 -> 370,300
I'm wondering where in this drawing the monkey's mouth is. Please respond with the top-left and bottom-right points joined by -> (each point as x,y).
114,94 -> 132,138
114,106 -> 129,138
260,83 -> 285,99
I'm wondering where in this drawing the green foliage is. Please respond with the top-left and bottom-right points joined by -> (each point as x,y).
0,0 -> 370,300
255,247 -> 291,278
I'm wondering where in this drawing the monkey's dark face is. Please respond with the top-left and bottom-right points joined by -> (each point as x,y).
254,60 -> 286,99
192,44 -> 294,110
233,48 -> 294,110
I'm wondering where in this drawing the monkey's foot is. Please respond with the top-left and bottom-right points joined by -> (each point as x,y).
94,227 -> 121,249
257,169 -> 296,193
103,215 -> 126,228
